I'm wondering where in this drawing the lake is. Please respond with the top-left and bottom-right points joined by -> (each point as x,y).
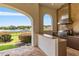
0,29 -> 31,32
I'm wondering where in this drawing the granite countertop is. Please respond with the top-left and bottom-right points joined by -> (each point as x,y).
43,34 -> 57,39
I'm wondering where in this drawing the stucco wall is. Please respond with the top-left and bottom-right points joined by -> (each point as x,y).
71,4 -> 79,33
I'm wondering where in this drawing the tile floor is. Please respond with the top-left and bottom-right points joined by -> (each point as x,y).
0,46 -> 46,56
0,46 -> 79,56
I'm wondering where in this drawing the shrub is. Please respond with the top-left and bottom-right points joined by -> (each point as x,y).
19,32 -> 31,43
1,34 -> 12,42
0,36 -> 3,42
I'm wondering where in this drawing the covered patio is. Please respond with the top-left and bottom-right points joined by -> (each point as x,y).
0,3 -> 79,56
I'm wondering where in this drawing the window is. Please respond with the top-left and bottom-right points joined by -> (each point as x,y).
43,14 -> 53,31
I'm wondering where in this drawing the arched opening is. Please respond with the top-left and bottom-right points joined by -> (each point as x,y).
0,7 -> 33,51
43,14 -> 53,35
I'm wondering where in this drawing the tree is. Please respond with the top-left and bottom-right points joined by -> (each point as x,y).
17,26 -> 26,30
0,25 -> 32,30
26,26 -> 31,29
9,25 -> 16,30
0,26 -> 8,30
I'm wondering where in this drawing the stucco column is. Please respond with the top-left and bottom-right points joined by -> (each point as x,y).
31,4 -> 40,47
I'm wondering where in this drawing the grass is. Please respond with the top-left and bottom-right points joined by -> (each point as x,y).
0,32 -> 31,51
0,45 -> 17,51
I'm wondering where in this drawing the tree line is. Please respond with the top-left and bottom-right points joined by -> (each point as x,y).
0,25 -> 32,30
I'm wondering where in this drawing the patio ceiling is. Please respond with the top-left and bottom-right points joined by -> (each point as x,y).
1,3 -> 65,10
40,3 -> 65,9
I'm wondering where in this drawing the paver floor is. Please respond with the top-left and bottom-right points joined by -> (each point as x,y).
0,46 -> 46,56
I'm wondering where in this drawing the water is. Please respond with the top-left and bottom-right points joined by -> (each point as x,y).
0,29 -> 31,32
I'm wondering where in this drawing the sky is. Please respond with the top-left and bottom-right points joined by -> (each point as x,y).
0,7 -> 52,26
43,14 -> 52,25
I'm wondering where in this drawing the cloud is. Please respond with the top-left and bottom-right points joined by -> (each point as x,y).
0,12 -> 25,16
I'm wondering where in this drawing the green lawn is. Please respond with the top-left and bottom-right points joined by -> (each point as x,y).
0,45 -> 17,51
